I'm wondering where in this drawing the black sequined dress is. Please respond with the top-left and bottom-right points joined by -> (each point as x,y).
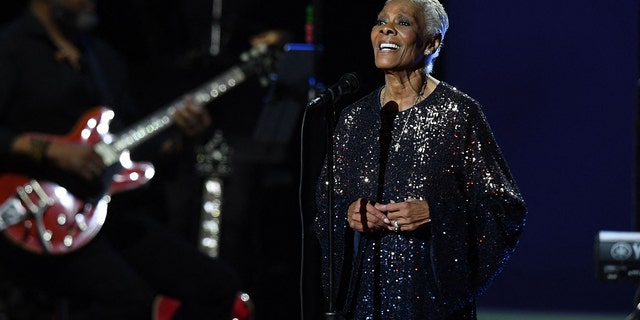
314,82 -> 527,319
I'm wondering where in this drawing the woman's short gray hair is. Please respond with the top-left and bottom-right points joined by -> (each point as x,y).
386,0 -> 450,73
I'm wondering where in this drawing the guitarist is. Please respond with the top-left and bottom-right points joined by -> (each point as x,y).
0,0 -> 249,319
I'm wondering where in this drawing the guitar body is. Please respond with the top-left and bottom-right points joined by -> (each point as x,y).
0,46 -> 278,255
0,107 -> 154,255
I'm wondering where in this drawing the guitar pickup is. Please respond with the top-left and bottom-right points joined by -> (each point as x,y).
0,198 -> 28,231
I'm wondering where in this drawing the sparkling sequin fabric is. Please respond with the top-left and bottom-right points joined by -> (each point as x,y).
314,82 -> 527,319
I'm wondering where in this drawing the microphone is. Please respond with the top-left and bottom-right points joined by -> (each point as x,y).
306,72 -> 360,108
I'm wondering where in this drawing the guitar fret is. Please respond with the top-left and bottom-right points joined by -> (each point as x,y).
196,67 -> 246,104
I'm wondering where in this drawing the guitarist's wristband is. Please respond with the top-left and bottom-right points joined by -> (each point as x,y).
30,138 -> 51,162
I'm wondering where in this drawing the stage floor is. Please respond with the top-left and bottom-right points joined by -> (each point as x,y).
478,310 -> 629,320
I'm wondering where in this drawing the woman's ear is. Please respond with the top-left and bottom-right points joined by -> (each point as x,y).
425,34 -> 443,54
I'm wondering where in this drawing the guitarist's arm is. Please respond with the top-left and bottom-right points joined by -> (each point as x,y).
10,134 -> 105,181
3,99 -> 211,182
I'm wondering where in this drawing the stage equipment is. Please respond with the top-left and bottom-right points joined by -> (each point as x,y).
195,130 -> 230,258
595,230 -> 640,280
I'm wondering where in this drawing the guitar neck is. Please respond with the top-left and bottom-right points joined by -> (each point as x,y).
110,66 -> 248,154
94,46 -> 274,166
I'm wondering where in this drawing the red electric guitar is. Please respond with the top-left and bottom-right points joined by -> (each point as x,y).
0,46 -> 279,255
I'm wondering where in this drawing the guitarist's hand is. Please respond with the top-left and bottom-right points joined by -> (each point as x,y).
250,29 -> 291,48
173,98 -> 211,136
47,142 -> 105,181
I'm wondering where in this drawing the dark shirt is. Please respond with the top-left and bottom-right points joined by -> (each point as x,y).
0,11 -> 136,157
0,12 -> 241,320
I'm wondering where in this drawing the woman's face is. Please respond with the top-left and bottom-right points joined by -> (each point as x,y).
370,0 -> 428,72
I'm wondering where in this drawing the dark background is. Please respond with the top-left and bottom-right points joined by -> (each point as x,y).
1,0 -> 639,318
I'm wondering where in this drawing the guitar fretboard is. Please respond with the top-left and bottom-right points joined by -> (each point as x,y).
111,66 -> 247,154
93,45 -> 273,166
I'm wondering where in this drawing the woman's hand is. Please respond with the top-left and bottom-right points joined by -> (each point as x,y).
375,198 -> 431,233
347,198 -> 390,233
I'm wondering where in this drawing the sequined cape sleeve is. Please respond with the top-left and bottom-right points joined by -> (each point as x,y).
426,84 -> 527,314
313,82 -> 527,318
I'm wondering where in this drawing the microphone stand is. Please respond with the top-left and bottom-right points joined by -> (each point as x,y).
324,97 -> 337,320
307,72 -> 359,319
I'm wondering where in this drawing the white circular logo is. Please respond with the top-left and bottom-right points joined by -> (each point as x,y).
610,242 -> 633,261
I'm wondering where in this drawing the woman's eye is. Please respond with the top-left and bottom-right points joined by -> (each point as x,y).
375,19 -> 387,26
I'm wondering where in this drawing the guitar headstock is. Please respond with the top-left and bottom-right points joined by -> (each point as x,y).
238,45 -> 282,86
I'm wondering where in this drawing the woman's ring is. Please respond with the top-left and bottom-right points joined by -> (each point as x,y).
394,220 -> 400,232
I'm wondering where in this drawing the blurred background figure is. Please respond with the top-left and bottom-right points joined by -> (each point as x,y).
2,0 -> 318,319
0,0 -> 253,319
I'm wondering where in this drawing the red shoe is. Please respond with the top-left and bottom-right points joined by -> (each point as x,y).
153,295 -> 182,320
231,292 -> 254,320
